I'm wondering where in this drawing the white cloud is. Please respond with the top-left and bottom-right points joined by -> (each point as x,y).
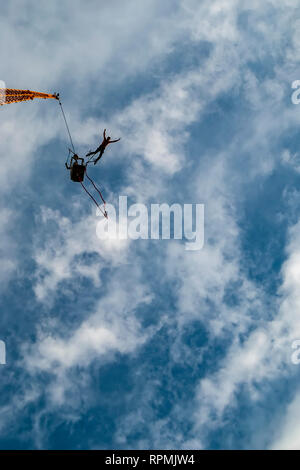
32,206 -> 130,302
270,395 -> 300,450
181,214 -> 300,447
24,264 -> 155,406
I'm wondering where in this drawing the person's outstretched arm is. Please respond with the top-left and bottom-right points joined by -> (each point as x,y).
103,128 -> 106,139
109,138 -> 121,143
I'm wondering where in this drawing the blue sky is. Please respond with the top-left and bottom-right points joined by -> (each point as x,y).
1,0 -> 300,450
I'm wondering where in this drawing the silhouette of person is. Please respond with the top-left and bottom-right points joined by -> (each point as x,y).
86,129 -> 120,165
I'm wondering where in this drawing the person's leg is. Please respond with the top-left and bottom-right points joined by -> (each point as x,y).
86,150 -> 96,157
94,149 -> 104,165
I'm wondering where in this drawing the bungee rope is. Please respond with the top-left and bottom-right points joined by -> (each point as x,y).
80,177 -> 107,218
57,96 -> 76,155
57,96 -> 107,217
